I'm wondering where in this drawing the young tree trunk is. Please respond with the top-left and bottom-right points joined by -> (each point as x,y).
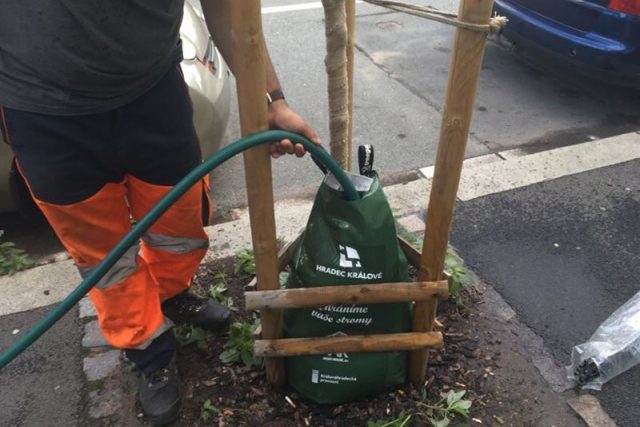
322,0 -> 351,170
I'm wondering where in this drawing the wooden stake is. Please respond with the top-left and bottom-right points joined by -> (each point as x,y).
409,0 -> 495,387
255,332 -> 443,357
246,280 -> 449,310
231,1 -> 286,386
346,0 -> 356,170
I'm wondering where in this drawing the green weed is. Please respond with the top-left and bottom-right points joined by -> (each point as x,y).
234,249 -> 256,275
0,230 -> 32,275
417,390 -> 473,427
219,319 -> 262,368
174,324 -> 209,351
208,272 -> 237,311
200,398 -> 219,422
444,252 -> 473,307
367,390 -> 472,427
367,412 -> 412,427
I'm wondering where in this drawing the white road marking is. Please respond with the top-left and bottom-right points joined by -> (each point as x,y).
420,131 -> 640,201
262,1 -> 362,14
420,153 -> 502,179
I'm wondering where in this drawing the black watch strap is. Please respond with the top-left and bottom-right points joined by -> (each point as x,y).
266,89 -> 285,104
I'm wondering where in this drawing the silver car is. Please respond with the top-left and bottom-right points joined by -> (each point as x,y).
0,2 -> 230,214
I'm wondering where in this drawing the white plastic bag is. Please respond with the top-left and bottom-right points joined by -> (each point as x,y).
567,290 -> 640,390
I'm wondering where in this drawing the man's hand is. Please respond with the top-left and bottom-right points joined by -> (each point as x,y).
267,100 -> 321,158
198,1 -> 320,158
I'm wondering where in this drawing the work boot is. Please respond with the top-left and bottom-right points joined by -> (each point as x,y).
162,291 -> 231,332
138,357 -> 181,426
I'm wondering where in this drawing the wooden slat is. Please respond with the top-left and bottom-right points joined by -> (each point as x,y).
246,280 -> 448,310
398,235 -> 422,268
277,232 -> 303,271
409,0 -> 495,387
255,332 -> 443,357
396,237 -> 452,284
245,232 -> 303,290
231,0 -> 285,385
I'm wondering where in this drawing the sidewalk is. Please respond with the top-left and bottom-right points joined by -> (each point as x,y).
1,132 -> 638,426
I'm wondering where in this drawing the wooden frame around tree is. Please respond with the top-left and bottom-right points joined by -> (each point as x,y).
231,0 -> 495,387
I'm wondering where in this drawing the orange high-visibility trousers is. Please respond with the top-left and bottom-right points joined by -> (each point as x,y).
30,176 -> 211,349
2,66 -> 212,350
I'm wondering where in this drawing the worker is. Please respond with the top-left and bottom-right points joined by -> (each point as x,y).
0,1 -> 321,424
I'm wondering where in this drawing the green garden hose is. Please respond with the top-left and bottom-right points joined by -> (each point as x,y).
0,130 -> 359,369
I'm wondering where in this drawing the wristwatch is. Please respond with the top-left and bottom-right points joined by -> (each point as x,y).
266,89 -> 285,105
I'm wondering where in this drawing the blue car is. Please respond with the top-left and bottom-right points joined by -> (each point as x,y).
493,0 -> 640,86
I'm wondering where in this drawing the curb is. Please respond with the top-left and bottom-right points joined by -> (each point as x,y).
79,296 -> 141,425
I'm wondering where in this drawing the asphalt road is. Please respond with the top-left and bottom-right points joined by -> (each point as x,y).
451,159 -> 640,426
0,306 -> 83,427
210,0 -> 640,210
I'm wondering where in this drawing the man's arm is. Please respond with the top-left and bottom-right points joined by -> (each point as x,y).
199,0 -> 321,157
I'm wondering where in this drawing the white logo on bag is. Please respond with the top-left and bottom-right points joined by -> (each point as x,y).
315,244 -> 383,279
339,245 -> 361,268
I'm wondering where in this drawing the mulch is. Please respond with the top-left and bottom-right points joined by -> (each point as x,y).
170,257 -> 503,427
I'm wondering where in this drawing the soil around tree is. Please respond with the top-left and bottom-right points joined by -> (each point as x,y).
166,256 -> 583,427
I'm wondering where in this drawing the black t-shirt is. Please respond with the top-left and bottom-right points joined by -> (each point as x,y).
0,0 -> 184,115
